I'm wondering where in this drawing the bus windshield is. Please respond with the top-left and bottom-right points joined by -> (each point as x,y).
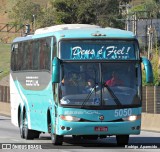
59,62 -> 141,108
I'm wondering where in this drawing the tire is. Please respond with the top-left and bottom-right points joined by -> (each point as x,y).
19,113 -> 25,139
51,134 -> 63,145
72,135 -> 81,140
48,122 -> 51,134
33,131 -> 40,139
82,135 -> 98,140
116,135 -> 129,146
23,111 -> 36,140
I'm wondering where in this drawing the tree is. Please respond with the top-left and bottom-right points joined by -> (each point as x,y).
51,0 -> 126,28
9,0 -> 42,26
129,0 -> 160,18
37,7 -> 55,28
8,0 -> 128,29
51,0 -> 79,24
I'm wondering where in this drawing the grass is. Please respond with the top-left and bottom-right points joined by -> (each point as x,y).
0,43 -> 11,80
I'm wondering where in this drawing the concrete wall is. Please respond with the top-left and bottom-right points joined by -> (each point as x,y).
0,101 -> 10,116
141,113 -> 160,132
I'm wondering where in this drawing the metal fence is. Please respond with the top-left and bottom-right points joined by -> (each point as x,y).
0,85 -> 160,113
142,86 -> 160,114
0,85 -> 10,103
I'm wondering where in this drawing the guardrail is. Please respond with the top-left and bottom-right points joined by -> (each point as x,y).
0,85 -> 160,114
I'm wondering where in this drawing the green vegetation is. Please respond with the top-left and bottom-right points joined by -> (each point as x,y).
0,43 -> 10,80
8,0 -> 126,28
129,0 -> 160,18
142,48 -> 159,86
0,0 -> 160,86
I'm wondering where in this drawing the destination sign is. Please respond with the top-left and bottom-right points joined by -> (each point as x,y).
60,41 -> 136,60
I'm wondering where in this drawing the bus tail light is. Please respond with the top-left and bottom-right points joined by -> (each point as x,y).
60,115 -> 80,122
122,115 -> 141,121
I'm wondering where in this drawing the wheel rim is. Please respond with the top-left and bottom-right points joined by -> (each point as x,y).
20,115 -> 24,138
51,134 -> 55,143
48,123 -> 51,133
24,113 -> 28,138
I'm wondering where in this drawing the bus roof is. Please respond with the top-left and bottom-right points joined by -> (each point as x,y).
13,24 -> 136,43
34,24 -> 101,34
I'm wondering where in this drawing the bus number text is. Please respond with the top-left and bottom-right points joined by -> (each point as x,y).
115,109 -> 132,117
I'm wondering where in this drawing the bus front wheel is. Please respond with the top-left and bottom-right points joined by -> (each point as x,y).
51,134 -> 63,145
116,135 -> 129,146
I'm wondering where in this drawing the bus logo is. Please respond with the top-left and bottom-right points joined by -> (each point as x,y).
99,115 -> 104,121
26,76 -> 40,87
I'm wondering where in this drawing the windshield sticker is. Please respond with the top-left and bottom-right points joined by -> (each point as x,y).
71,46 -> 131,60
61,42 -> 136,60
92,97 -> 100,105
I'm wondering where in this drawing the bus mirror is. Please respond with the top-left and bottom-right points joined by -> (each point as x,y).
52,57 -> 60,83
11,45 -> 14,52
141,57 -> 153,83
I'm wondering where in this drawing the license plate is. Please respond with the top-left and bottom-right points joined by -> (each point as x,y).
95,126 -> 108,131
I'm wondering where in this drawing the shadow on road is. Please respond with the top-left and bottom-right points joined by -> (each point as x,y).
129,136 -> 160,144
0,118 -> 10,121
37,135 -> 160,149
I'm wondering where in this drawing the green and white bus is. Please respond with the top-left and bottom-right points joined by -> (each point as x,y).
10,24 -> 153,145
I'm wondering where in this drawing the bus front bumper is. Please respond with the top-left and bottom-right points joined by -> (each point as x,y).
55,119 -> 141,135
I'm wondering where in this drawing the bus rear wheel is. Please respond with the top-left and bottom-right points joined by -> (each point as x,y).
19,113 -> 25,139
51,134 -> 63,145
23,111 -> 40,140
116,135 -> 129,146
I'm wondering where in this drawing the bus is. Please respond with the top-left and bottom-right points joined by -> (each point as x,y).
10,24 -> 153,146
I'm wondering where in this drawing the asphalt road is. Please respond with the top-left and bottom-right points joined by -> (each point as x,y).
0,115 -> 160,152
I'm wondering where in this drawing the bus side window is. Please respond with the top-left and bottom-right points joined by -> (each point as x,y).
28,41 -> 33,70
44,38 -> 51,70
32,40 -> 39,70
40,39 -> 45,70
53,83 -> 58,104
17,43 -> 23,71
11,44 -> 18,71
22,41 -> 29,70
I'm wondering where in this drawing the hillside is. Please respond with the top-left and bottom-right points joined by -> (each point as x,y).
0,0 -> 146,85
0,0 -> 145,23
0,0 -> 50,84
0,8 -> 8,23
0,43 -> 10,82
0,0 -> 50,43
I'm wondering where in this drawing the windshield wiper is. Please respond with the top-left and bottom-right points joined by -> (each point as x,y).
104,84 -> 122,106
81,84 -> 98,108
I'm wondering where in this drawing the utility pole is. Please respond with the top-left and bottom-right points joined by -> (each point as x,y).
32,15 -> 36,32
147,25 -> 154,59
119,3 -> 131,31
132,12 -> 137,35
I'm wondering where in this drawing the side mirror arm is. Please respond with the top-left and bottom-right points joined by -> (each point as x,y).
141,57 -> 153,83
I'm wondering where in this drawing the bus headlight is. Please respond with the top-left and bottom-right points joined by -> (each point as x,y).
122,115 -> 141,121
60,115 -> 81,121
